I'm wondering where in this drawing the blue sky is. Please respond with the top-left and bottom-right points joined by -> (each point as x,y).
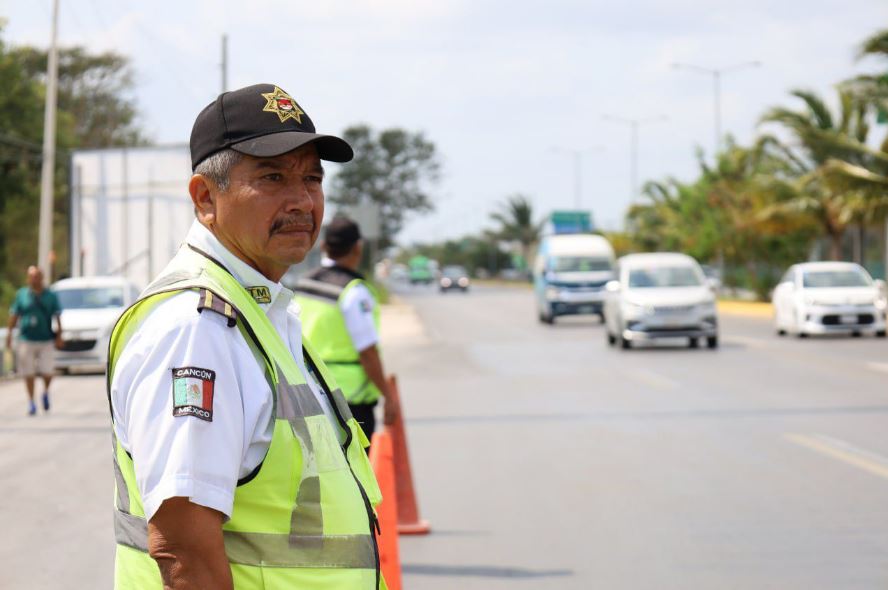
4,0 -> 888,245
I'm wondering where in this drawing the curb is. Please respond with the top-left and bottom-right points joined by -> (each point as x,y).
717,300 -> 772,318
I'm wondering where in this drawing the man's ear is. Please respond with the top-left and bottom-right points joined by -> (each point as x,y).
189,175 -> 216,226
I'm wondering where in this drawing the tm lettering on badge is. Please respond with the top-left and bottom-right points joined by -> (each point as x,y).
171,366 -> 215,422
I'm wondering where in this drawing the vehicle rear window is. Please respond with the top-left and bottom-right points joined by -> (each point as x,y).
802,270 -> 870,288
628,267 -> 702,288
56,287 -> 125,309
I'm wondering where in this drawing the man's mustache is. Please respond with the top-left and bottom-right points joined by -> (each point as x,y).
269,214 -> 315,237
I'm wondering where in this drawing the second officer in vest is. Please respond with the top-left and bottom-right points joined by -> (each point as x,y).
294,217 -> 399,444
108,83 -> 385,589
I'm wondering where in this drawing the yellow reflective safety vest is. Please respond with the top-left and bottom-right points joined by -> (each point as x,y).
294,266 -> 382,405
107,245 -> 385,589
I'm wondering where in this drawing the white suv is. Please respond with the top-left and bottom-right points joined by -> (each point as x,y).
604,253 -> 719,350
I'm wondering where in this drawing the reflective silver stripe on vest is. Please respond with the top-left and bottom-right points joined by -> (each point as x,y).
277,375 -> 326,536
111,431 -> 131,514
115,510 -> 149,552
113,511 -> 376,569
224,530 -> 376,568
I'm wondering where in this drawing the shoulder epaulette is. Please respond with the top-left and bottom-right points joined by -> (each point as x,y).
196,288 -> 237,327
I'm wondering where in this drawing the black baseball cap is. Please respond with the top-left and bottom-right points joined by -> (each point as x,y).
190,83 -> 353,170
324,216 -> 362,248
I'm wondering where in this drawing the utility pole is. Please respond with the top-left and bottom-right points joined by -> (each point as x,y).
38,0 -> 60,279
672,61 -> 761,158
221,34 -> 228,93
602,114 -> 667,203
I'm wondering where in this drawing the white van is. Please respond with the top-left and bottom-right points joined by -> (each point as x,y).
533,234 -> 616,324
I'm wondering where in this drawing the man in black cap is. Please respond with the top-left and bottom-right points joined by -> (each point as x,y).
107,84 -> 384,589
294,217 -> 399,446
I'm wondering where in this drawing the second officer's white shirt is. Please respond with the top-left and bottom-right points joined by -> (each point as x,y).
320,257 -> 379,352
111,221 -> 340,521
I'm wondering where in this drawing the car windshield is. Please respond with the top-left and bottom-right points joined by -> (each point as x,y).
628,266 -> 702,288
56,287 -> 125,310
551,256 -> 611,272
442,266 -> 467,278
803,270 -> 871,288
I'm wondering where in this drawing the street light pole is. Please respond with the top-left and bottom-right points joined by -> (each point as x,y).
672,61 -> 761,157
550,146 -> 604,209
38,0 -> 60,279
602,114 -> 667,203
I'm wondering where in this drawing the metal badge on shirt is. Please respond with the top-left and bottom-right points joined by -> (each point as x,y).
171,366 -> 215,422
247,286 -> 272,304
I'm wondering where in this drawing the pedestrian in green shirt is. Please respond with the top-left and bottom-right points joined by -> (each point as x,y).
5,266 -> 62,415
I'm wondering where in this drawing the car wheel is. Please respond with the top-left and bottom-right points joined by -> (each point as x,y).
797,331 -> 809,339
877,330 -> 887,338
707,336 -> 719,349
597,312 -> 606,324
688,337 -> 699,349
620,334 -> 632,350
607,331 -> 616,346
852,331 -> 862,338
777,328 -> 786,336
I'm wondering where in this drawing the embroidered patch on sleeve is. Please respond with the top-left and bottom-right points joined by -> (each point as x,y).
171,366 -> 215,422
360,299 -> 373,313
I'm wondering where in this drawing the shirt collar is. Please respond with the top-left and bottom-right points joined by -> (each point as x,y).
184,220 -> 289,310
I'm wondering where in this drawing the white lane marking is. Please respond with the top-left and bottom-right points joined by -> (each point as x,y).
866,362 -> 888,375
786,433 -> 888,481
626,368 -> 680,391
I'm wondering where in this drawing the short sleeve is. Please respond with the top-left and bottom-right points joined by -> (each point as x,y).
339,284 -> 379,352
111,294 -> 249,521
9,290 -> 21,316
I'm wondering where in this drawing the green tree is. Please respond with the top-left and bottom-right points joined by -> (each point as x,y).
488,194 -> 542,270
0,29 -> 147,323
330,124 -> 440,249
760,88 -> 872,259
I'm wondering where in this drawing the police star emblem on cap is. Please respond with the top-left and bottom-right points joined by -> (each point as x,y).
261,86 -> 305,123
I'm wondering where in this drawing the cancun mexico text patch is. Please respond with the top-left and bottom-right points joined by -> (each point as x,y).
171,366 -> 215,422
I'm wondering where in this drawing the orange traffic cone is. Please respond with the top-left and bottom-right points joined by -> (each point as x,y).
387,375 -> 431,535
369,429 -> 402,590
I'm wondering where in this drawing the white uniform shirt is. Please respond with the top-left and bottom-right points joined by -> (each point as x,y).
111,221 -> 340,521
321,257 -> 379,352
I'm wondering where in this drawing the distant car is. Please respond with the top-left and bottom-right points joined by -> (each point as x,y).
53,276 -> 141,372
439,265 -> 470,292
604,253 -> 719,349
772,262 -> 887,338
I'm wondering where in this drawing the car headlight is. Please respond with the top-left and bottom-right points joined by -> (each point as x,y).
698,300 -> 717,313
545,286 -> 560,300
441,278 -> 452,287
457,277 -> 469,287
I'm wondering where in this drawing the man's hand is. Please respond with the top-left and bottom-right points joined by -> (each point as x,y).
4,335 -> 11,351
148,497 -> 233,590
54,333 -> 63,350
383,393 -> 400,425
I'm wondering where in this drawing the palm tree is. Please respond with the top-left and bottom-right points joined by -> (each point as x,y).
760,88 -> 872,259
488,194 -> 543,272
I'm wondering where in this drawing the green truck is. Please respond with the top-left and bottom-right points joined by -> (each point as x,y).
408,255 -> 434,285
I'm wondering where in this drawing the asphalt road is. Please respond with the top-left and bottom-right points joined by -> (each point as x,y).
388,283 -> 888,589
1,283 -> 887,589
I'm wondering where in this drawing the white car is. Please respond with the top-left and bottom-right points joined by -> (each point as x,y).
772,262 -> 887,338
604,253 -> 719,349
53,276 -> 141,372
